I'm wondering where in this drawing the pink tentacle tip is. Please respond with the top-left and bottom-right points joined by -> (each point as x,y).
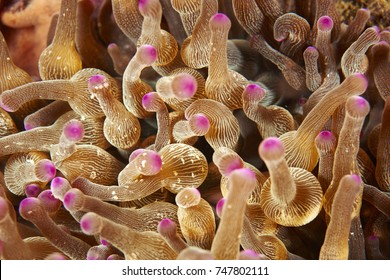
107,43 -> 118,50
100,238 -> 109,246
51,177 -> 67,190
158,218 -> 174,229
38,159 -> 57,180
133,149 -> 162,175
350,174 -> 362,185
231,168 -> 256,181
317,16 -> 333,31
351,73 -> 368,90
141,92 -> 157,109
210,13 -> 231,27
138,0 -> 150,12
138,45 -> 158,64
24,122 -> 36,131
19,197 -> 40,215
317,130 -> 335,141
38,190 -> 60,205
129,148 -> 146,162
305,46 -> 318,54
347,96 -> 370,116
259,137 -> 284,158
25,184 -> 40,197
192,114 -> 210,132
63,190 -> 80,210
225,158 -> 244,176
241,249 -> 259,257
371,26 -> 381,35
215,198 -> 226,217
63,120 -> 84,142
88,74 -> 108,92
174,74 -> 197,99
243,84 -> 266,100
149,152 -> 163,171
80,213 -> 100,235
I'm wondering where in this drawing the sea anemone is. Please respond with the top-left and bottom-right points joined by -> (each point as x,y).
0,0 -> 389,260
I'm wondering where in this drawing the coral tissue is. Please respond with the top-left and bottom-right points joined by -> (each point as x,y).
0,0 -> 389,260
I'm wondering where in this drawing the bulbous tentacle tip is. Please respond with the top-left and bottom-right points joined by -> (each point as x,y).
35,159 -> 57,181
107,43 -> 117,50
239,249 -> 266,260
229,168 -> 256,183
158,218 -> 176,233
189,113 -> 210,135
141,92 -> 159,111
133,149 -> 163,175
80,212 -> 102,235
209,13 -> 231,28
317,130 -> 335,142
88,74 -> 108,94
50,177 -> 71,199
350,73 -> 369,90
138,0 -> 157,15
317,16 -> 333,31
259,137 -> 285,161
243,83 -> 266,100
63,188 -> 84,212
38,190 -> 61,209
304,46 -> 319,54
175,187 -> 201,208
100,238 -> 109,246
138,45 -> 158,65
346,96 -> 370,117
128,148 -> 146,162
24,123 -> 35,131
88,74 -> 107,86
171,74 -> 197,100
19,197 -> 41,217
63,119 -> 84,142
349,174 -> 362,185
25,184 -> 40,197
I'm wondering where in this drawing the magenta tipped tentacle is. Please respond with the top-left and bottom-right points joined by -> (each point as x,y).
37,190 -> 62,214
171,74 -> 197,99
130,149 -> 163,176
50,177 -> 72,201
259,137 -> 285,161
80,212 -> 101,235
34,159 -> 56,182
25,184 -> 41,197
19,197 -> 91,259
63,189 -> 80,211
317,130 -> 335,142
318,16 -> 333,32
63,119 -> 85,142
80,211 -> 178,259
188,113 -> 210,135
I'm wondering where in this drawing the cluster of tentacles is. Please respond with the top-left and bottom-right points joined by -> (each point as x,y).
0,0 -> 389,260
